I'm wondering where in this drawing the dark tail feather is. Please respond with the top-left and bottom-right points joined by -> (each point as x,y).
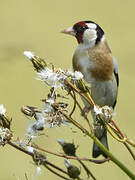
92,130 -> 109,158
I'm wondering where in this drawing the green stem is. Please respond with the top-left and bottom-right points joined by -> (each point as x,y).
62,113 -> 135,179
88,133 -> 135,180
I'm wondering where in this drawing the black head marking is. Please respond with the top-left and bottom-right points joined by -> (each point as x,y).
84,20 -> 95,24
95,24 -> 104,44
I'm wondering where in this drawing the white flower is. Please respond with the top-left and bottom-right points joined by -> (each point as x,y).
42,102 -> 53,113
0,104 -> 6,115
102,106 -> 113,122
93,105 -> 102,115
94,105 -> 113,123
24,51 -> 35,60
37,68 -> 66,88
37,68 -> 57,86
74,71 -> 83,80
0,128 -> 12,143
35,114 -> 47,129
66,69 -> 74,77
27,146 -> 34,153
27,122 -> 38,138
46,98 -> 55,105
37,68 -> 52,80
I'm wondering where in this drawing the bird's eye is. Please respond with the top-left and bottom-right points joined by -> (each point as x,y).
73,25 -> 87,35
78,26 -> 86,33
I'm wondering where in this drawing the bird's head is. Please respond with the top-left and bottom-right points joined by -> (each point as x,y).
61,21 -> 105,47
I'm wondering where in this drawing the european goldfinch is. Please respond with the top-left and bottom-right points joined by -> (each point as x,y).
61,20 -> 119,158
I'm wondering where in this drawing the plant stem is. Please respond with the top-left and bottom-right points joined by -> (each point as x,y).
31,143 -> 109,164
62,113 -> 135,179
8,141 -> 70,180
88,133 -> 135,180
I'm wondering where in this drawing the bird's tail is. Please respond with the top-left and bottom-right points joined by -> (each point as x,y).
92,128 -> 109,158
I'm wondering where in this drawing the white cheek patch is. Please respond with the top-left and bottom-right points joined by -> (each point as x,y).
83,29 -> 97,42
86,23 -> 97,29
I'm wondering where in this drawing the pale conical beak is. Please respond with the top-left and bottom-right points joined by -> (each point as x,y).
61,27 -> 75,36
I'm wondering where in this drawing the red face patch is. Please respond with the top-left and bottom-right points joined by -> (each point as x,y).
73,21 -> 88,43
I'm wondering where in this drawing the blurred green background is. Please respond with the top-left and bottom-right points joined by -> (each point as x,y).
0,0 -> 135,179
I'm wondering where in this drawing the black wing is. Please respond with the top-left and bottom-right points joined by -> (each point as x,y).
113,57 -> 119,109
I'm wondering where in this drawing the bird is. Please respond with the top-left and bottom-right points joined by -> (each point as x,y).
61,20 -> 119,158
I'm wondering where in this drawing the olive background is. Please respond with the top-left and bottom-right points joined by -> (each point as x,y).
0,0 -> 135,180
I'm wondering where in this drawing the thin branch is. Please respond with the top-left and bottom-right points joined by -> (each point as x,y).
43,159 -> 68,175
108,123 -> 135,161
65,79 -> 94,108
69,90 -> 77,117
126,139 -> 135,148
44,164 -> 70,180
31,143 -> 110,164
8,141 -> 69,178
111,119 -> 125,138
69,91 -> 93,133
78,159 -> 96,180
69,90 -> 84,112
8,141 -> 33,157
123,142 -> 135,161
62,112 -> 88,134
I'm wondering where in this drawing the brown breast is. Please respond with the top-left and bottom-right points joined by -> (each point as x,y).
73,40 -> 114,81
